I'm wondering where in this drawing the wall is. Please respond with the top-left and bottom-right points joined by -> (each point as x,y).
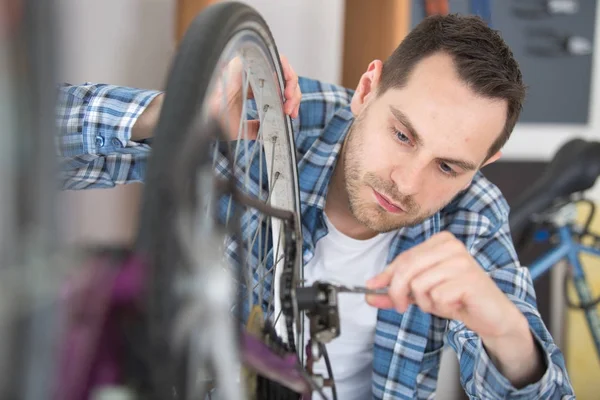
238,0 -> 345,85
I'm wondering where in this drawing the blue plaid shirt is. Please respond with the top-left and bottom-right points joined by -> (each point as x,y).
56,78 -> 574,399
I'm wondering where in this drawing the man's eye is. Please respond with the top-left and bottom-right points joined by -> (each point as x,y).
394,130 -> 411,144
439,162 -> 457,176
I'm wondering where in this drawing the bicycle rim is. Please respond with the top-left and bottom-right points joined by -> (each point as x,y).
136,2 -> 304,399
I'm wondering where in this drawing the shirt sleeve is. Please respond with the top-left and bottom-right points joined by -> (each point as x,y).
55,83 -> 161,189
445,218 -> 575,399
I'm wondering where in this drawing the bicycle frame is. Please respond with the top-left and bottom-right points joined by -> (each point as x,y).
528,225 -> 600,359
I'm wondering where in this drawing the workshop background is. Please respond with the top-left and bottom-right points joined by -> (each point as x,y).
57,0 -> 600,398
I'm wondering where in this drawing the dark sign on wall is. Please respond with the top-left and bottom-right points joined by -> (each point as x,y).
412,0 -> 597,124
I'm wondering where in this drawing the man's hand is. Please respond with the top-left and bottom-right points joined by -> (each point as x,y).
365,231 -> 545,387
211,54 -> 300,140
132,55 -> 301,142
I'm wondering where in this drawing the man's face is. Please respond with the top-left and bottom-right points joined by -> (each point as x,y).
344,52 -> 507,232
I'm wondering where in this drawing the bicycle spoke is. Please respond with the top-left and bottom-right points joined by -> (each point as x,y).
246,227 -> 254,309
256,211 -> 266,309
242,68 -> 251,195
222,65 -> 237,224
241,104 -> 269,181
268,136 -> 278,185
224,89 -> 269,225
243,214 -> 266,264
273,307 -> 284,328
266,172 -> 280,203
253,253 -> 283,293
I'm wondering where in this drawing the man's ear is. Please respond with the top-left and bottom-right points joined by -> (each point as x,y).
350,60 -> 383,115
483,151 -> 502,167
463,151 -> 502,190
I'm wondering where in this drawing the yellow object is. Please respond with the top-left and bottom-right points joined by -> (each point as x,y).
565,203 -> 600,397
242,305 -> 265,400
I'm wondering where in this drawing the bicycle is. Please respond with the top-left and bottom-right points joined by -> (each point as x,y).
509,137 -> 600,362
12,2 -> 592,399
42,2 -> 346,400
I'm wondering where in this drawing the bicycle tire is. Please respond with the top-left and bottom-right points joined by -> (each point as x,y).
134,2 -> 302,398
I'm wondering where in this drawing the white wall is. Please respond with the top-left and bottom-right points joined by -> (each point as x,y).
238,0 -> 345,84
56,0 -> 175,89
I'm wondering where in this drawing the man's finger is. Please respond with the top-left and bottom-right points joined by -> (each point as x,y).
409,258 -> 465,301
281,55 -> 294,83
408,258 -> 464,313
279,54 -> 301,117
368,257 -> 463,313
244,120 -> 260,140
389,269 -> 417,312
246,82 -> 255,99
283,63 -> 298,100
292,84 -> 301,118
394,239 -> 467,308
366,239 -> 453,290
366,267 -> 394,289
369,232 -> 463,288
285,83 -> 301,117
365,292 -> 394,309
428,278 -> 467,320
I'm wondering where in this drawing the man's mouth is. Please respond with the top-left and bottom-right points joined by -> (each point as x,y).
372,189 -> 404,214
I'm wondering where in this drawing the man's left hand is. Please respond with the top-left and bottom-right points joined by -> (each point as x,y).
366,231 -> 547,387
365,231 -> 527,341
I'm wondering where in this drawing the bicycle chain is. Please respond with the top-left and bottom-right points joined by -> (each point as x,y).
279,217 -> 300,354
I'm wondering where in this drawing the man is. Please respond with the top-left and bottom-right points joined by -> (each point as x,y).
56,14 -> 574,399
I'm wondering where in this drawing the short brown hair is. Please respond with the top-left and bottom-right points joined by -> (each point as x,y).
379,14 -> 526,159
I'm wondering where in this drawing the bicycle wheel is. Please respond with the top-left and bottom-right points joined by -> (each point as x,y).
135,2 -> 304,399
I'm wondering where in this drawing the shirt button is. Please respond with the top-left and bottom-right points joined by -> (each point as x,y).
111,137 -> 123,148
95,135 -> 104,147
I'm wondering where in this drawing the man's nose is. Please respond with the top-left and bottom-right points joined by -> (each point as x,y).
390,161 -> 426,196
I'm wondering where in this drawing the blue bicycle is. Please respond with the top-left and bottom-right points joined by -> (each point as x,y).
509,138 -> 600,361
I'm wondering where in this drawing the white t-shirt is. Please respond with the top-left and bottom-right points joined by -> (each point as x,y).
303,213 -> 396,400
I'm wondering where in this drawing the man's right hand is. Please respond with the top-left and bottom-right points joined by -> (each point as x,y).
131,55 -> 301,143
211,55 -> 301,141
